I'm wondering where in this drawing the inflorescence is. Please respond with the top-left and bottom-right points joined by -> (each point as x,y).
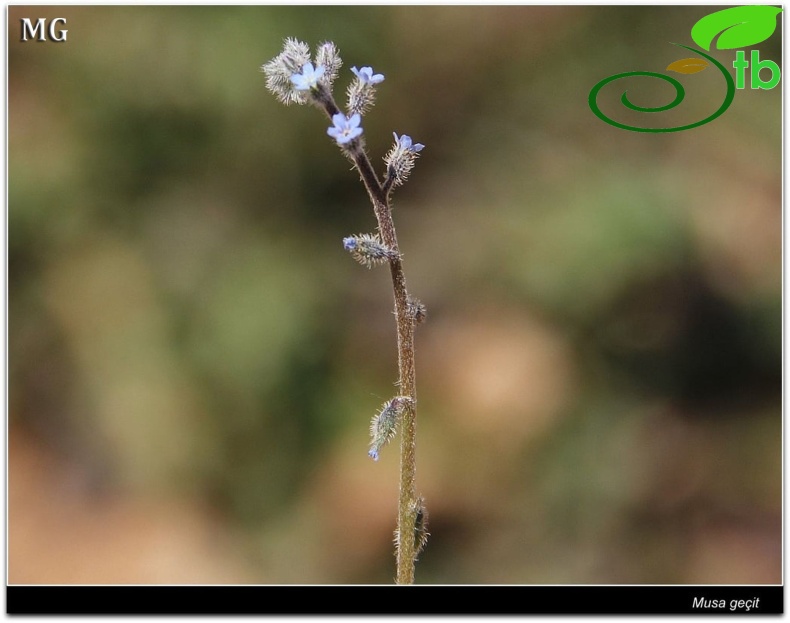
262,38 -> 426,460
262,38 -> 429,581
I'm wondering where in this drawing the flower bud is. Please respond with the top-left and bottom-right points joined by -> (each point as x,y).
315,41 -> 342,89
414,497 -> 430,556
393,496 -> 430,558
342,233 -> 399,268
368,396 -> 412,461
407,296 -> 427,325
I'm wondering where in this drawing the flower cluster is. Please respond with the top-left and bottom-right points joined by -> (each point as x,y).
261,38 -> 314,105
369,396 -> 412,461
342,233 -> 399,267
263,39 -> 425,159
262,39 -> 341,106
265,39 -> 426,456
347,66 -> 385,116
385,133 -> 425,187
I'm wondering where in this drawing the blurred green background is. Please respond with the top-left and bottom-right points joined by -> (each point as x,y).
8,6 -> 781,584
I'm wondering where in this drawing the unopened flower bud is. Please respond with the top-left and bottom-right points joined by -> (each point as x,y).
407,296 -> 427,325
368,396 -> 412,461
315,41 -> 342,89
342,233 -> 399,268
393,496 -> 430,558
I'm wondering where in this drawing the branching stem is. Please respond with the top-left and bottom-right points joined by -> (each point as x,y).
318,93 -> 418,584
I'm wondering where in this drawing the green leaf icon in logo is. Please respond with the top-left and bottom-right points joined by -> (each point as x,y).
691,5 -> 782,51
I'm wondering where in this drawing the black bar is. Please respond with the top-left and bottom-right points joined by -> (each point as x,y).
6,585 -> 784,615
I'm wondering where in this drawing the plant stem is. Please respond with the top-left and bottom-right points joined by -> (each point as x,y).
319,93 -> 419,584
365,190 -> 418,586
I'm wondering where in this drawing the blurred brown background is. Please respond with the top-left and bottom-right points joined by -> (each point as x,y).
8,6 -> 781,584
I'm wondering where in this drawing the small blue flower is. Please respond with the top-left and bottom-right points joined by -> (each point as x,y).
342,237 -> 357,251
327,112 -> 363,145
385,133 -> 425,187
393,132 -> 424,152
290,62 -> 325,91
368,449 -> 380,462
351,66 -> 385,85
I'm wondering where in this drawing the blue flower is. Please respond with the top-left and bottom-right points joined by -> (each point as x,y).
342,236 -> 357,251
393,132 -> 425,152
385,133 -> 425,187
351,66 -> 385,85
290,62 -> 325,91
327,112 -> 363,145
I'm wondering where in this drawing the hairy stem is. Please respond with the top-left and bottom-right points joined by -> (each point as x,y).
319,92 -> 419,584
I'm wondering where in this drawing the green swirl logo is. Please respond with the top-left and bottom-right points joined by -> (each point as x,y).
589,6 -> 782,133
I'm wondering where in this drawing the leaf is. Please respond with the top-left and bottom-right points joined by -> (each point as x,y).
666,58 -> 709,74
691,6 -> 782,51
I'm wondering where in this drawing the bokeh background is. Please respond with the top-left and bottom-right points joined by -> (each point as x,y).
8,5 -> 782,584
